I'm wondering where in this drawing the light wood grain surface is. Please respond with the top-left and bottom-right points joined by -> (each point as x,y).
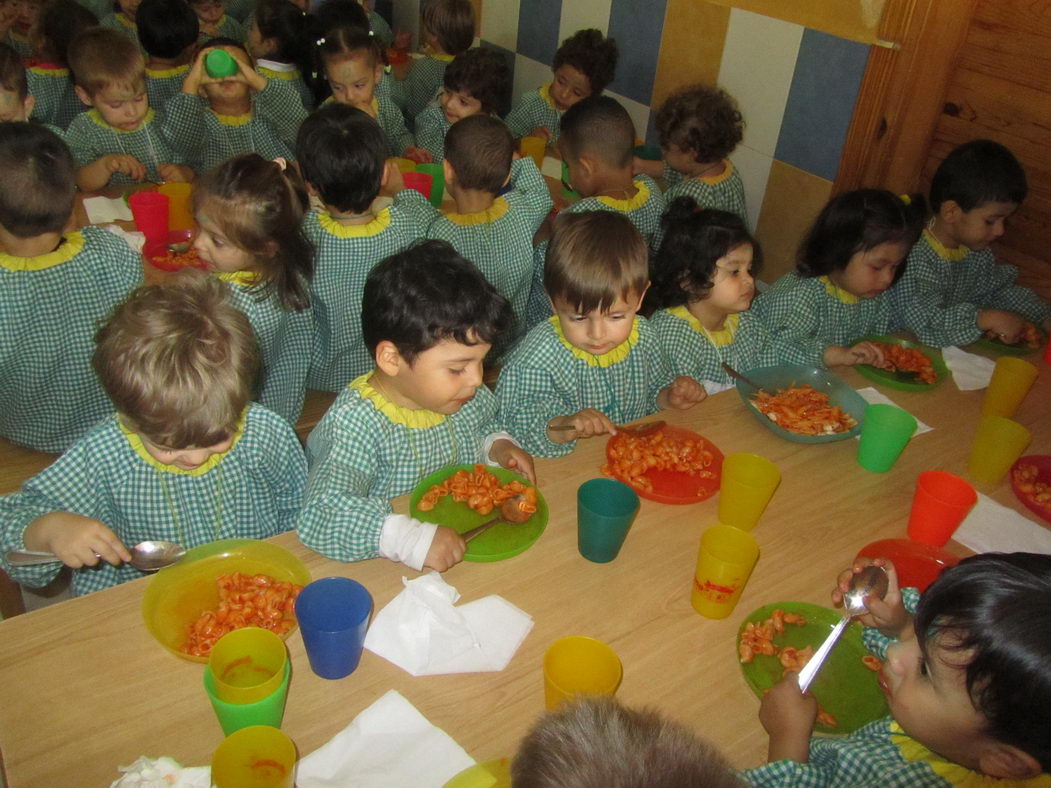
1,363 -> 1048,786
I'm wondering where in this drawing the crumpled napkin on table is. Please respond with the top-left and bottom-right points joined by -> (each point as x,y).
110,756 -> 209,788
84,195 -> 133,224
296,689 -> 475,788
953,493 -> 1051,554
856,387 -> 933,436
941,346 -> 996,390
363,572 -> 533,676
100,223 -> 145,254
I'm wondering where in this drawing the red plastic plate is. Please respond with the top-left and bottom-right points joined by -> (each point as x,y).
1010,455 -> 1051,524
855,538 -> 959,592
604,424 -> 723,505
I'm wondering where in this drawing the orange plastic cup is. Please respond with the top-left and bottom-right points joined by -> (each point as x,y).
208,627 -> 288,705
690,524 -> 759,619
981,357 -> 1037,418
717,453 -> 781,530
967,415 -> 1031,488
906,471 -> 977,547
519,135 -> 546,168
211,725 -> 295,788
543,636 -> 622,710
157,182 -> 194,230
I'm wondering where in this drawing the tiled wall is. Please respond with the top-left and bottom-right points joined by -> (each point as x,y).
387,0 -> 874,281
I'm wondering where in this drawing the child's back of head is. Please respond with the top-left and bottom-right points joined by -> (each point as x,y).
252,0 -> 317,79
929,139 -> 1027,212
35,0 -> 97,65
512,696 -> 745,788
296,102 -> 385,213
93,272 -> 258,449
0,121 -> 75,237
421,0 -> 474,57
444,114 -> 513,194
68,25 -> 144,97
135,0 -> 198,60
559,94 -> 634,171
444,46 -> 512,118
656,84 -> 743,165
553,28 -> 618,99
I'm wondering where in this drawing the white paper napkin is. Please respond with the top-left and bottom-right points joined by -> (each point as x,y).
110,757 -> 209,788
296,689 -> 475,788
84,195 -> 133,224
942,346 -> 996,390
541,155 -> 563,180
953,493 -> 1051,554
856,387 -> 933,436
100,224 -> 145,254
363,572 -> 533,676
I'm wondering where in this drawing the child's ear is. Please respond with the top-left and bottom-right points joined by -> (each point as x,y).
940,199 -> 963,223
21,94 -> 35,120
373,63 -> 383,85
374,340 -> 404,376
978,743 -> 1042,780
441,159 -> 454,187
74,85 -> 94,108
633,282 -> 650,311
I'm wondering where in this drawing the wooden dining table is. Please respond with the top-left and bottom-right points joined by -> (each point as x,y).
1,357 -> 1047,786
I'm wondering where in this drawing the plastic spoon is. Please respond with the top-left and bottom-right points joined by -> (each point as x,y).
6,540 -> 187,573
460,496 -> 534,542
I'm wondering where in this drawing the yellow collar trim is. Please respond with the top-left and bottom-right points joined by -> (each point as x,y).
551,315 -> 640,367
119,409 -> 247,476
258,65 -> 299,80
596,179 -> 651,211
350,373 -> 447,429
667,305 -> 739,347
9,31 -> 28,43
28,65 -> 69,76
146,64 -> 189,78
116,12 -> 136,29
431,52 -> 455,62
214,110 -> 252,126
695,159 -> 735,185
890,722 -> 1051,787
539,83 -> 557,111
923,228 -> 968,261
318,208 -> 391,237
215,270 -> 258,286
89,107 -> 154,133
444,197 -> 508,226
819,275 -> 859,305
0,231 -> 85,271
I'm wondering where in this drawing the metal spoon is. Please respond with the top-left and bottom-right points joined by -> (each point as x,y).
460,495 -> 534,542
6,540 -> 187,573
721,363 -> 770,395
796,565 -> 889,692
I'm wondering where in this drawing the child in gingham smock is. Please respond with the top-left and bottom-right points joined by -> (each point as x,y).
100,0 -> 142,49
396,0 -> 472,123
137,0 -> 197,112
247,0 -> 315,110
24,0 -> 94,130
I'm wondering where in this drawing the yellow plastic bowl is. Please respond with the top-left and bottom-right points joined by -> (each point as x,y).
142,538 -> 311,663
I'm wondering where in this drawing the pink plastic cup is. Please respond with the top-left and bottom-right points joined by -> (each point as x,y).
906,470 -> 977,547
129,191 -> 170,242
402,171 -> 433,200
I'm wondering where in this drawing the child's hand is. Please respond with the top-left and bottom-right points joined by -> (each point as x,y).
658,376 -> 707,410
402,146 -> 432,164
183,48 -> 209,95
528,126 -> 552,143
423,525 -> 466,571
23,511 -> 132,568
759,673 -> 817,764
978,308 -> 1026,345
105,154 -> 147,181
823,341 -> 884,367
489,439 -> 536,484
233,52 -> 267,93
546,409 -> 616,443
158,164 -> 195,183
832,557 -> 910,640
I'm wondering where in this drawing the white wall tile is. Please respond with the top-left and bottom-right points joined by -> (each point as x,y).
606,89 -> 650,149
729,145 -> 773,234
513,53 -> 553,102
559,0 -> 611,43
480,0 -> 521,52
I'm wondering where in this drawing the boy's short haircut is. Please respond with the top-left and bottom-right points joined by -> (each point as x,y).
0,42 -> 27,99
914,552 -> 1051,772
559,94 -> 634,170
444,114 -> 513,194
443,47 -> 512,117
93,272 -> 259,449
929,139 -> 1028,212
296,103 -> 385,213
656,84 -> 743,164
38,0 -> 98,67
136,0 -> 199,59
0,122 -> 75,238
512,696 -> 746,788
553,28 -> 618,96
68,26 -> 145,95
361,239 -> 513,364
544,210 -> 648,314
422,0 -> 474,57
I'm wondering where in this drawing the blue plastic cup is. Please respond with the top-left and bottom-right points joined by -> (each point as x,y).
577,479 -> 640,563
295,577 -> 372,680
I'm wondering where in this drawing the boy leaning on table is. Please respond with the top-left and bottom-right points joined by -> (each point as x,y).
295,240 -> 535,574
0,273 -> 307,597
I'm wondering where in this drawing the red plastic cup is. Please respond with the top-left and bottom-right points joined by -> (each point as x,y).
402,171 -> 433,200
129,191 -> 170,242
906,471 -> 977,547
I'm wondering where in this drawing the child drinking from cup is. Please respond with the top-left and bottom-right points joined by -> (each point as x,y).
192,153 -> 315,425
496,211 -> 705,459
397,0 -> 473,122
648,200 -> 777,394
296,240 -> 534,572
246,0 -> 316,110
24,0 -> 95,130
0,121 -> 142,452
505,28 -> 617,144
0,273 -> 307,596
136,0 -> 199,112
746,553 -> 1051,784
893,139 -> 1051,346
753,189 -> 925,368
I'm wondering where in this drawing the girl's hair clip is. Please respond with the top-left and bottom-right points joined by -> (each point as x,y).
899,194 -> 911,205
272,157 -> 288,171
316,36 -> 326,46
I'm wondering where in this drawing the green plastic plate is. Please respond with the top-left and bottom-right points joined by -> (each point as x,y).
971,328 -> 1045,356
853,335 -> 948,391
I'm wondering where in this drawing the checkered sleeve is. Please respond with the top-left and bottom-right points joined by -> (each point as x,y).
163,93 -> 208,163
402,57 -> 445,121
254,79 -> 308,150
64,113 -> 104,169
524,240 -> 553,330
368,10 -> 393,48
414,105 -> 447,162
377,92 -> 414,156
861,587 -> 920,660
753,277 -> 829,367
218,15 -> 245,41
247,406 -> 308,527
638,318 -> 675,409
510,156 -> 554,227
651,310 -> 723,383
962,250 -> 1051,325
249,116 -> 296,162
894,241 -> 984,347
504,89 -> 560,140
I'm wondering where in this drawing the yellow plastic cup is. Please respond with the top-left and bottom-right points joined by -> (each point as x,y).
157,182 -> 194,230
967,415 -> 1031,488
543,636 -> 622,710
717,453 -> 781,530
391,156 -> 416,173
691,524 -> 759,619
211,725 -> 295,788
981,357 -> 1038,418
208,627 -> 288,705
519,135 -> 546,169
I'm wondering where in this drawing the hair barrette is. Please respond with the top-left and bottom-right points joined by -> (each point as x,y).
899,194 -> 912,205
272,157 -> 288,171
316,36 -> 326,46
368,29 -> 374,37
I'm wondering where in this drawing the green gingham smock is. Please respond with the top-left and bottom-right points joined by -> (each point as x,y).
163,89 -> 294,173
524,175 -> 666,329
26,66 -> 86,130
257,60 -> 314,110
66,109 -> 184,184
892,229 -> 1051,347
145,65 -> 190,113
494,316 -> 674,458
399,53 -> 451,122
413,103 -> 450,162
5,31 -> 32,57
0,227 -> 142,452
100,13 -> 140,48
426,156 -> 553,340
303,189 -> 436,391
320,92 -> 412,157
0,405 -> 306,596
74,0 -> 112,20
655,158 -> 748,248
225,0 -> 254,22
752,272 -> 901,368
650,307 -> 779,394
218,271 -> 314,426
297,373 -> 498,562
368,9 -> 393,48
504,83 -> 562,142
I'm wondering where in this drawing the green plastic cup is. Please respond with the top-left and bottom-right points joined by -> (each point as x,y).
415,162 -> 444,206
577,478 -> 639,563
204,658 -> 290,736
205,48 -> 239,79
857,404 -> 918,473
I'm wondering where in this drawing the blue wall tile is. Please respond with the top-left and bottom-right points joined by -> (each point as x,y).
517,0 -> 563,66
607,0 -> 667,105
774,28 -> 870,181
